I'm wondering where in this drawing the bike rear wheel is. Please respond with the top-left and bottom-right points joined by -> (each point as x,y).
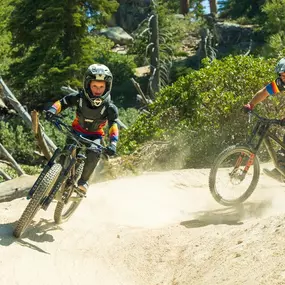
54,161 -> 84,224
209,145 -> 260,206
13,163 -> 62,238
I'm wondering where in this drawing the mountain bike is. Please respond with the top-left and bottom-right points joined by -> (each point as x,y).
209,110 -> 285,206
13,115 -> 107,238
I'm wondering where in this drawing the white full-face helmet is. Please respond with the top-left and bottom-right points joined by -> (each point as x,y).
83,64 -> 113,107
275,58 -> 285,74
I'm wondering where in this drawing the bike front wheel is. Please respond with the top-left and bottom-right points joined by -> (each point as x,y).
54,161 -> 84,224
13,163 -> 62,238
209,145 -> 260,206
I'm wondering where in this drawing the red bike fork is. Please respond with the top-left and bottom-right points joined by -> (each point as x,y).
234,152 -> 255,173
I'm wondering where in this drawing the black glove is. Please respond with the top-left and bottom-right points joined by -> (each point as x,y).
105,143 -> 116,156
243,103 -> 254,113
45,109 -> 56,121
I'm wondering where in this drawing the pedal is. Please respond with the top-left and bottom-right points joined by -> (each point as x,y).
74,187 -> 87,198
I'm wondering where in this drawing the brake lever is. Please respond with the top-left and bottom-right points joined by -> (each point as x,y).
248,112 -> 253,124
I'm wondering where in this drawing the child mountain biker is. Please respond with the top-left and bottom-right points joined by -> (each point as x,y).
244,57 -> 285,182
45,64 -> 119,194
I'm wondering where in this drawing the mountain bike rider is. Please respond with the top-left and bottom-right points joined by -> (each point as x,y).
45,64 -> 119,194
244,57 -> 285,182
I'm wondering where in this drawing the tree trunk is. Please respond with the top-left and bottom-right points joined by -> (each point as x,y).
149,13 -> 160,98
180,0 -> 189,15
209,0 -> 217,14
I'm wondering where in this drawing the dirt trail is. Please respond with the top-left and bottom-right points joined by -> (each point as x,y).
1,167 -> 285,285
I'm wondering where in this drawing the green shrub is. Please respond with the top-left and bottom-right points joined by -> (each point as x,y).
0,119 -> 38,164
120,55 -> 279,168
21,164 -> 42,175
118,108 -> 139,128
0,109 -> 74,166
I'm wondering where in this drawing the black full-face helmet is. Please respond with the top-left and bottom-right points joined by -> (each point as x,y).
83,64 -> 113,107
275,58 -> 285,74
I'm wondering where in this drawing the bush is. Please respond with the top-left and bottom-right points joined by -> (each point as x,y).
0,109 -> 74,166
119,55 -> 279,168
0,119 -> 38,164
118,108 -> 139,128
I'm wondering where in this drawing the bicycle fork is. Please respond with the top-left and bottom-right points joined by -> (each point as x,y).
42,157 -> 77,210
231,152 -> 256,181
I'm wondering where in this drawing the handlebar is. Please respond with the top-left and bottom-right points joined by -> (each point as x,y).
247,110 -> 285,127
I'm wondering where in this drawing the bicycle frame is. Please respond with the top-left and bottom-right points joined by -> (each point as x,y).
263,134 -> 285,175
41,116 -> 107,209
245,113 -> 285,175
208,110 -> 285,206
14,116 -> 108,237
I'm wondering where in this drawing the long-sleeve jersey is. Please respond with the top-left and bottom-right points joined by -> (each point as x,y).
266,77 -> 285,95
49,91 -> 119,144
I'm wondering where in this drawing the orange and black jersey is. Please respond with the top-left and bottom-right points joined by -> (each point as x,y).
49,91 -> 118,143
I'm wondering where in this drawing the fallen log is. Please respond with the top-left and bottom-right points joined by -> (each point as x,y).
0,174 -> 38,202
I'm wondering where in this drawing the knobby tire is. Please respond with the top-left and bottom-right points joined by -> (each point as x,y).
13,164 -> 62,238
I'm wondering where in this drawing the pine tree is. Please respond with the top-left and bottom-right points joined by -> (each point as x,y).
219,0 -> 266,20
8,0 -> 118,108
0,0 -> 14,75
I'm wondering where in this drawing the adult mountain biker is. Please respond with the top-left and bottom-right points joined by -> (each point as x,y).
45,64 -> 119,194
244,57 -> 285,182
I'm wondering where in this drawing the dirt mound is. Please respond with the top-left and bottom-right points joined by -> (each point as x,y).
1,168 -> 285,285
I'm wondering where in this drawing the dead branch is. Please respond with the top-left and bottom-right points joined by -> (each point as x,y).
0,77 -> 57,152
31,110 -> 53,160
0,143 -> 25,176
131,78 -> 151,107
0,169 -> 12,180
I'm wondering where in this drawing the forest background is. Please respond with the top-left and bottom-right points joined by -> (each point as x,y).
1,0 -> 285,181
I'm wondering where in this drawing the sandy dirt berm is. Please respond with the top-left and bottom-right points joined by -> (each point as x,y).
1,166 -> 285,285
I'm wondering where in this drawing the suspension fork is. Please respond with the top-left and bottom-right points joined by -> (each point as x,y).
243,152 -> 256,173
234,121 -> 268,176
231,151 -> 256,180
42,147 -> 77,209
27,148 -> 61,199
